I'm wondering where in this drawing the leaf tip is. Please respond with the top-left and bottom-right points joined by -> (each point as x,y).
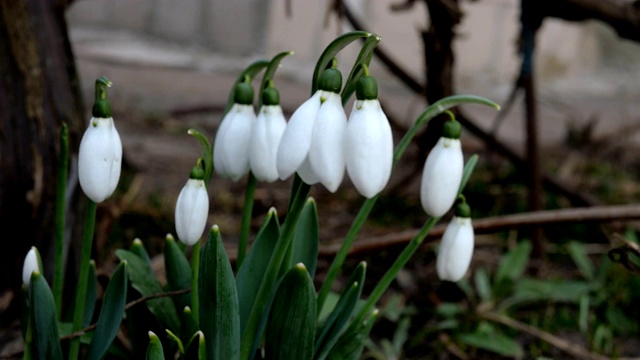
148,331 -> 158,340
268,207 -> 278,217
133,238 -> 143,246
294,262 -> 307,271
211,224 -> 220,234
165,233 -> 175,242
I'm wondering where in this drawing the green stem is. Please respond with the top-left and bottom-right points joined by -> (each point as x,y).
191,241 -> 201,326
68,199 -> 97,360
53,123 -> 69,319
237,173 -> 257,270
239,180 -> 311,360
353,217 -> 438,326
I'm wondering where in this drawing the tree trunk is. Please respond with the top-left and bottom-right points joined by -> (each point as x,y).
0,0 -> 84,306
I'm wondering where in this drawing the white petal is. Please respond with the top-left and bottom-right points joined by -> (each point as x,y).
214,104 -> 255,181
309,93 -> 346,192
213,107 -> 237,177
344,100 -> 393,198
78,117 -> 123,203
250,105 -> 287,182
297,156 -> 320,185
175,179 -> 209,246
22,247 -> 39,286
420,137 -> 463,217
437,217 -> 474,281
276,91 -> 322,180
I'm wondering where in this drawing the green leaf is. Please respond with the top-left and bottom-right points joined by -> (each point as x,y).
341,34 -> 381,103
85,261 -> 129,360
164,234 -> 192,312
265,264 -> 316,360
315,262 -> 366,360
181,306 -> 199,348
435,303 -> 464,318
29,273 -> 63,360
146,331 -> 165,360
116,249 -> 180,331
474,267 -> 492,302
326,309 -> 378,360
311,31 -> 371,95
291,198 -> 319,277
130,238 -> 152,266
184,331 -> 206,360
459,154 -> 478,195
199,226 -> 240,360
165,329 -> 184,354
495,241 -> 532,284
459,327 -> 523,357
187,129 -> 213,184
258,51 -> 294,108
567,241 -> 595,280
84,260 -> 98,327
236,209 -> 280,332
579,294 -> 589,334
503,279 -> 592,308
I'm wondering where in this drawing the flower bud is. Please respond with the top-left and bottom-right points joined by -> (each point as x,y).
175,164 -> 209,246
250,86 -> 287,182
22,247 -> 41,286
436,199 -> 474,281
79,77 -> 122,203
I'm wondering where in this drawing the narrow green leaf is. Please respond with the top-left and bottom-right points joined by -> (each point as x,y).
459,329 -> 523,357
85,261 -> 129,360
311,31 -> 371,95
29,273 -> 63,360
341,34 -> 381,103
315,262 -> 366,360
115,249 -> 180,331
265,264 -> 316,360
507,279 -> 592,306
291,198 -> 319,277
326,309 -> 378,360
458,154 -> 478,195
236,208 -> 280,332
146,331 -> 165,360
166,329 -> 184,354
474,267 -> 492,302
579,294 -> 589,334
495,241 -> 532,283
165,234 -> 192,312
84,260 -> 97,326
259,51 -> 294,108
567,241 -> 595,280
199,226 -> 240,360
130,238 -> 152,266
184,331 -> 206,360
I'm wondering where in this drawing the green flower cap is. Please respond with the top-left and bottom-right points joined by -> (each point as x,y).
442,119 -> 462,139
262,85 -> 280,106
189,163 -> 205,180
234,81 -> 254,105
454,195 -> 471,218
318,67 -> 342,94
355,75 -> 378,100
92,76 -> 112,118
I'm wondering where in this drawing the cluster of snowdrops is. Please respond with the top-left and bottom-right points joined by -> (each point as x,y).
20,32 -> 499,359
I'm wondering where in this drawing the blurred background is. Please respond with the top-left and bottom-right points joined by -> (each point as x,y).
2,0 -> 640,358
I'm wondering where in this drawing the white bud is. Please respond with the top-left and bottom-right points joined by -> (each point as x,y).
78,117 -> 122,203
175,179 -> 209,246
420,137 -> 463,217
437,216 -> 474,281
22,247 -> 40,286
250,105 -> 287,182
213,104 -> 256,181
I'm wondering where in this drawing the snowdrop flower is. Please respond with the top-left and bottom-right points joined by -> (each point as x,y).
250,85 -> 286,182
78,77 -> 122,203
344,73 -> 393,198
213,81 -> 256,181
175,162 -> 209,246
22,246 -> 41,286
437,197 -> 474,281
420,118 -> 463,217
276,63 -> 347,192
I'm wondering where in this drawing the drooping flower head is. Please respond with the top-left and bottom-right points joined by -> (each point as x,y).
276,60 -> 347,192
420,117 -> 463,217
78,77 -> 122,203
344,69 -> 394,198
213,80 -> 256,181
175,160 -> 209,246
436,196 -> 474,281
250,82 -> 287,183
22,246 -> 42,287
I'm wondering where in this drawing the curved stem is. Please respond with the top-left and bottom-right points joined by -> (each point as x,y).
237,173 -> 257,270
191,241 -> 201,326
53,123 -> 68,319
68,199 -> 97,360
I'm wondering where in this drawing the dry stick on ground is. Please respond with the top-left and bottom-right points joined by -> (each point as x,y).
318,204 -> 640,256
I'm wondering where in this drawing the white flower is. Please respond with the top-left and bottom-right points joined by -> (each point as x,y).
78,116 -> 122,203
436,216 -> 474,281
213,104 -> 256,181
22,247 -> 40,286
344,99 -> 393,198
175,178 -> 209,246
420,136 -> 463,217
250,105 -> 287,182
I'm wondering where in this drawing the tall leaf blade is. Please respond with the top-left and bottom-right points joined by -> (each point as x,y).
165,234 -> 192,312
85,261 -> 129,360
495,240 -> 532,283
146,331 -> 165,360
199,226 -> 240,360
29,273 -> 63,360
265,264 -> 316,360
84,260 -> 98,326
291,198 -> 319,277
326,309 -> 378,360
567,241 -> 595,280
236,208 -> 280,332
